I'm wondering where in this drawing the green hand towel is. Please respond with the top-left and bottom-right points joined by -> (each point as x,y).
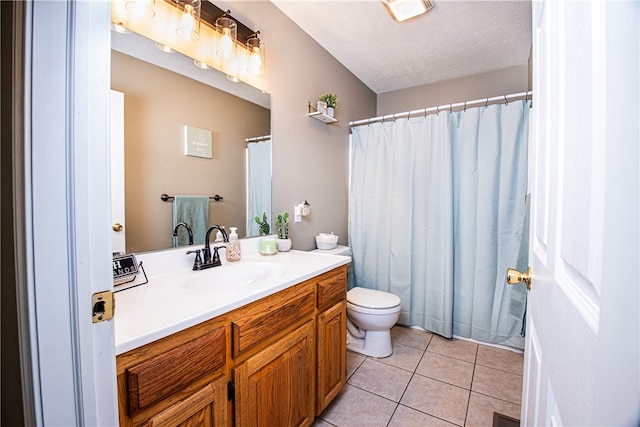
173,195 -> 209,246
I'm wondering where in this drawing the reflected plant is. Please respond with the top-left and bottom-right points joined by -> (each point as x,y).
254,212 -> 270,235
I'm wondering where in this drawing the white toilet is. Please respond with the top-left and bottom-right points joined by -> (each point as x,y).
346,287 -> 401,358
311,244 -> 402,358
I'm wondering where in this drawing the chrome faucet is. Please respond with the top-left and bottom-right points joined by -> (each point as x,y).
187,225 -> 228,270
172,222 -> 193,245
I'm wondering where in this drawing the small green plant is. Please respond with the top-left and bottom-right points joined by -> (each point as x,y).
275,212 -> 289,239
254,212 -> 270,235
319,91 -> 337,108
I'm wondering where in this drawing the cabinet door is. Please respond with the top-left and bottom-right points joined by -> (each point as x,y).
234,321 -> 315,427
316,301 -> 346,414
141,375 -> 228,427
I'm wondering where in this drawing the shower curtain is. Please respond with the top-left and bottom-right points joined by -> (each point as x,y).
349,100 -> 529,348
246,138 -> 272,236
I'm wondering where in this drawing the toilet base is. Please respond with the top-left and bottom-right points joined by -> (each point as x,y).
346,329 -> 393,358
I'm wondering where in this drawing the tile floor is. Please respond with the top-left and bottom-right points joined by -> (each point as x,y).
314,326 -> 524,427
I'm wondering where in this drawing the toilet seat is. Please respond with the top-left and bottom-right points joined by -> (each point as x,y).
347,287 -> 401,310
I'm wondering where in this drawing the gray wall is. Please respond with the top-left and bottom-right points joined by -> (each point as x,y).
220,1 -> 377,251
377,65 -> 530,115
215,2 -> 530,251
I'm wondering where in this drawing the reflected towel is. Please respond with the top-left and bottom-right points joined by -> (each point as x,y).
173,195 -> 209,246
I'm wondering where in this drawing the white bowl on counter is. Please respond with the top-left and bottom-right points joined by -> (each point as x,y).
315,233 -> 339,250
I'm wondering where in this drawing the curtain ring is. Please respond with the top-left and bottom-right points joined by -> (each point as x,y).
464,101 -> 467,112
484,98 -> 489,108
449,104 -> 453,113
436,105 -> 440,115
504,95 -> 509,104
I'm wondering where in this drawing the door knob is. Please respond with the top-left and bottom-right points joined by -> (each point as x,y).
112,223 -> 124,232
507,266 -> 531,290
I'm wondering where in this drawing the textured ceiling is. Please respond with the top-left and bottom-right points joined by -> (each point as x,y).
272,0 -> 532,94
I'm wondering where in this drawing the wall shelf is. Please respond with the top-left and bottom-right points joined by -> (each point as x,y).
307,102 -> 338,124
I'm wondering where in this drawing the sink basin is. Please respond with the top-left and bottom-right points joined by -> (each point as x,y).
179,261 -> 286,293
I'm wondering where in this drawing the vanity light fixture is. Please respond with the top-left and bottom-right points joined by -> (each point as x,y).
125,0 -> 155,18
382,0 -> 434,22
111,1 -> 266,82
155,42 -> 174,53
194,59 -> 210,69
215,14 -> 237,60
247,32 -> 265,75
176,0 -> 201,41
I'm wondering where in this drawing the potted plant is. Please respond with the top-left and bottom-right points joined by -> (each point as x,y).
254,212 -> 276,255
275,212 -> 291,252
319,91 -> 337,117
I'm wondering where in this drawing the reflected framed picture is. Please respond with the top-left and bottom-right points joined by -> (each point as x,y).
183,125 -> 212,159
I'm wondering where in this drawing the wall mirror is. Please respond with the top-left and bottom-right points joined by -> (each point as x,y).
111,31 -> 271,254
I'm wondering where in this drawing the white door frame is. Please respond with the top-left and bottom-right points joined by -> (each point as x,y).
24,1 -> 118,424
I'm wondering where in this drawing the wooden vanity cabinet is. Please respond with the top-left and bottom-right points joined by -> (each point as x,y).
116,265 -> 348,427
315,269 -> 347,414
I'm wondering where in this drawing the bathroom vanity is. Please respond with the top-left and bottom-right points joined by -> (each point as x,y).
114,246 -> 349,427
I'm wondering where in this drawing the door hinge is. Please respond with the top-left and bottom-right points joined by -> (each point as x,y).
227,381 -> 235,401
92,290 -> 115,323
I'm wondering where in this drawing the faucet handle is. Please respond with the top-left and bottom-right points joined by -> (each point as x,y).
211,246 -> 224,267
186,249 -> 203,270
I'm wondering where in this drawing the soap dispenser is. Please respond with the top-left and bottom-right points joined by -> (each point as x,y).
226,227 -> 241,262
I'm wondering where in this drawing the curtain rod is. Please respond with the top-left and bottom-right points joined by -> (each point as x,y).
349,91 -> 533,128
246,134 -> 271,143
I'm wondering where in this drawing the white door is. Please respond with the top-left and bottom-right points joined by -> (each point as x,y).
522,1 -> 639,425
111,90 -> 127,253
26,1 -> 118,424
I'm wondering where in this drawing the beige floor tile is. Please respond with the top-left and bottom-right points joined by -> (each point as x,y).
378,341 -> 425,372
392,325 -> 433,350
348,358 -> 413,402
465,392 -> 521,427
319,384 -> 397,427
427,335 -> 478,363
476,345 -> 524,375
388,405 -> 458,427
346,351 -> 366,380
401,375 -> 470,426
416,351 -> 475,389
471,365 -> 523,404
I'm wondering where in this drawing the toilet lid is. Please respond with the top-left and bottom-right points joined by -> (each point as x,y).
347,287 -> 401,309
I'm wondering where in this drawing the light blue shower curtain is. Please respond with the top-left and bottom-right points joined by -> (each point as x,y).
247,138 -> 272,236
349,101 -> 529,348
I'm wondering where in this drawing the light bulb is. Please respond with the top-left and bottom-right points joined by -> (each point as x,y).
248,47 -> 262,74
179,4 -> 195,40
219,28 -> 233,60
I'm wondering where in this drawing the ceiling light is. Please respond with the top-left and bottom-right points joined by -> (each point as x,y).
382,0 -> 434,22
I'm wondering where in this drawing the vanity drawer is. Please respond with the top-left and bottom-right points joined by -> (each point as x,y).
126,327 -> 226,416
316,267 -> 347,312
232,287 -> 315,357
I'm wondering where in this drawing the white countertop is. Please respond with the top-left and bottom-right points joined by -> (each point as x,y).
114,247 -> 350,355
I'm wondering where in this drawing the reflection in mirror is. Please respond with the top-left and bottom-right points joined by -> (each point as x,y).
111,32 -> 271,254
